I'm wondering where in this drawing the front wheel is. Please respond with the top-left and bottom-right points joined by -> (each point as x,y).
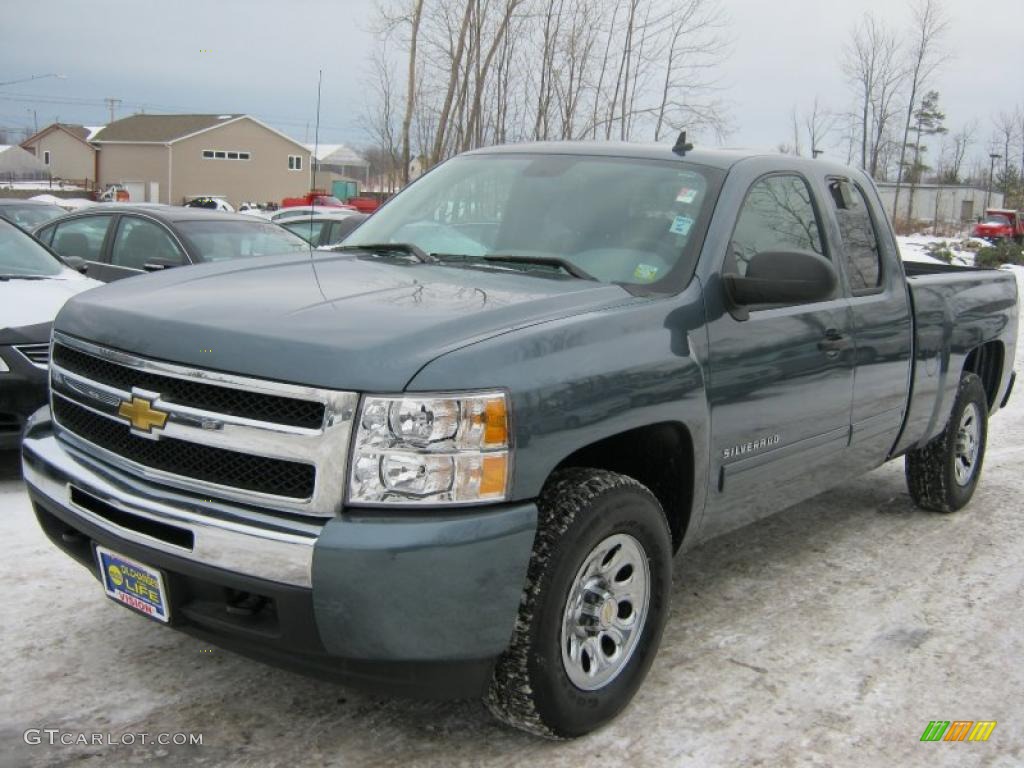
485,468 -> 672,738
905,372 -> 989,512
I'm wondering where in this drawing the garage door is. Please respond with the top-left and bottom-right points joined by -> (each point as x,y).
122,182 -> 146,203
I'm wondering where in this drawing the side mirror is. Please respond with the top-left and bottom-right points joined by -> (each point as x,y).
724,250 -> 837,313
62,256 -> 88,273
143,258 -> 180,272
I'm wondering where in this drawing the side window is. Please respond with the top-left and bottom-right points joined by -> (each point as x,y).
730,175 -> 826,277
50,215 -> 114,261
282,219 -> 328,245
110,217 -> 186,270
36,224 -> 56,246
829,179 -> 882,293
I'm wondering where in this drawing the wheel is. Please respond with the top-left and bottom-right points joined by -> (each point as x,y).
485,468 -> 672,738
905,372 -> 988,512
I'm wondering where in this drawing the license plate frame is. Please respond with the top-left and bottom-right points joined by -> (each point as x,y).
96,546 -> 170,623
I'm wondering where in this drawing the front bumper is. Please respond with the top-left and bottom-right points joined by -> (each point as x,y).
22,411 -> 537,698
0,345 -> 49,449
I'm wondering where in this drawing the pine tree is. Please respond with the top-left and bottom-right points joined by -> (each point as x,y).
906,90 -> 948,222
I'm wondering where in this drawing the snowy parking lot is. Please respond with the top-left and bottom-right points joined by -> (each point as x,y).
1,257 -> 1022,768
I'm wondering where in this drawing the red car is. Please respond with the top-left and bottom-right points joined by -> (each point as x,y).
972,209 -> 1024,242
281,190 -> 356,211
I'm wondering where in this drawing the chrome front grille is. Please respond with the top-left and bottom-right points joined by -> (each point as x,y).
49,333 -> 359,518
15,343 -> 50,368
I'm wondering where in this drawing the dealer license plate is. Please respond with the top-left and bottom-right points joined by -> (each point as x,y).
96,547 -> 170,623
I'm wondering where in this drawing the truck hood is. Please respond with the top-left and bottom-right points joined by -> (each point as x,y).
54,252 -> 633,391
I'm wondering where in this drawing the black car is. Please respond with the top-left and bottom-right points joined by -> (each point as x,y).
34,205 -> 311,282
0,198 -> 66,231
278,212 -> 368,247
0,218 -> 100,448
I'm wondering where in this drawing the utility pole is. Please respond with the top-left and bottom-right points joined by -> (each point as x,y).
104,97 -> 121,124
986,153 -> 1002,210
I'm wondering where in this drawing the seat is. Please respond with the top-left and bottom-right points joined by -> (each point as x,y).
54,231 -> 90,259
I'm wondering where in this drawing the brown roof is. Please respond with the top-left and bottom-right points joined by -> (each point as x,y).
60,124 -> 90,141
20,122 -> 95,149
90,114 -> 243,143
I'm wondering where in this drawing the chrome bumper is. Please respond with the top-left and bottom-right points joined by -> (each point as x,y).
22,414 -> 321,587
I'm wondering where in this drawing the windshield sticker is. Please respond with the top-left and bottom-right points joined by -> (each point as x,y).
669,216 -> 694,236
633,263 -> 659,281
676,188 -> 699,204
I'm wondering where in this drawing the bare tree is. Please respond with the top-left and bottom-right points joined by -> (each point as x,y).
891,0 -> 949,222
803,97 -> 836,158
939,121 -> 975,183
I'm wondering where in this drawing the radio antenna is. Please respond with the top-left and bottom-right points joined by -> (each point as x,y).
309,69 -> 323,253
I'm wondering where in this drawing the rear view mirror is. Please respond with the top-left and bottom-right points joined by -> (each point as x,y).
62,256 -> 88,273
143,259 -> 180,272
724,250 -> 837,312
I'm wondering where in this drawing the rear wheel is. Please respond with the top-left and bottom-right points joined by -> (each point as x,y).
905,372 -> 988,512
485,468 -> 672,738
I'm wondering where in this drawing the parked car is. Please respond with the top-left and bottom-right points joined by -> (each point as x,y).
342,195 -> 382,213
281,190 -> 355,210
183,196 -> 235,212
279,213 -> 368,247
972,208 -> 1024,242
0,199 -> 66,231
0,218 -> 100,448
34,205 -> 310,282
269,205 -> 357,223
21,143 -> 1018,738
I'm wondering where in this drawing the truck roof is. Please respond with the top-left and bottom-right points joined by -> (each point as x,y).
466,140 -> 858,175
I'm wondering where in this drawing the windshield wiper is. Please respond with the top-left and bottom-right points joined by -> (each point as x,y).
332,242 -> 436,264
0,274 -> 48,281
481,254 -> 596,281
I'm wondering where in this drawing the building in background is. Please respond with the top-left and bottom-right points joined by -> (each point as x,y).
20,124 -> 103,189
90,114 -> 312,207
306,144 -> 369,200
0,144 -> 49,183
875,182 -> 1005,229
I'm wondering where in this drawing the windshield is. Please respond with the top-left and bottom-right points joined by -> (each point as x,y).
2,203 -> 65,230
176,220 -> 311,262
983,214 -> 1010,225
0,220 -> 64,277
345,153 -> 721,286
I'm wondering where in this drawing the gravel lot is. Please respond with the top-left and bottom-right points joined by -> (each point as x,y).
2,292 -> 1022,767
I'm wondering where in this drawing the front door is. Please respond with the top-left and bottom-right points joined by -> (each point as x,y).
701,172 -> 855,539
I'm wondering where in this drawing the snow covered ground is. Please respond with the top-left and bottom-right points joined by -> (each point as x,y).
0,265 -> 1022,767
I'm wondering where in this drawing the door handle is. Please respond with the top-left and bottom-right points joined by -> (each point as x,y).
818,330 -> 850,355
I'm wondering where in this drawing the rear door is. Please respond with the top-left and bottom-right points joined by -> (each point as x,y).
823,177 -> 912,469
45,214 -> 116,280
702,171 -> 856,539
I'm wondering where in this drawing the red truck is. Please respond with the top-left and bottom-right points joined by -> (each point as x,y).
281,190 -> 356,210
972,208 -> 1024,242
342,195 -> 382,213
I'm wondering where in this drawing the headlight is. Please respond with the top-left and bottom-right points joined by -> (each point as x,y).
348,392 -> 510,505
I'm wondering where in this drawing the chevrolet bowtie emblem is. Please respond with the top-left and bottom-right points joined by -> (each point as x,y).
118,395 -> 168,433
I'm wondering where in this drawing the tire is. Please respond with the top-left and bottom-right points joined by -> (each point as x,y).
485,468 -> 672,738
905,372 -> 988,513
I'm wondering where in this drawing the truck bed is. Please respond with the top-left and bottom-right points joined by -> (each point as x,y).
893,264 -> 1019,455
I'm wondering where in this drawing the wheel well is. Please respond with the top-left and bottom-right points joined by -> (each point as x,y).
963,341 -> 1004,410
554,422 -> 694,552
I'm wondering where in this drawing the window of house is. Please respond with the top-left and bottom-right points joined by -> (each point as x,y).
203,149 -> 251,160
288,155 -> 303,171
43,150 -> 50,166
729,174 -> 826,278
829,179 -> 883,293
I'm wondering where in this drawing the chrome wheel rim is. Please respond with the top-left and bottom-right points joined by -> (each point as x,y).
954,403 -> 981,486
560,533 -> 650,691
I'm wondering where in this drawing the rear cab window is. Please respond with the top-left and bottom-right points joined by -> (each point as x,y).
827,179 -> 883,294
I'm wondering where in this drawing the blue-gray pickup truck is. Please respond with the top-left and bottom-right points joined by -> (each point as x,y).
21,142 -> 1018,738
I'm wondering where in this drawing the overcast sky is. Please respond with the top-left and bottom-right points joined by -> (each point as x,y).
2,0 -> 1021,165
